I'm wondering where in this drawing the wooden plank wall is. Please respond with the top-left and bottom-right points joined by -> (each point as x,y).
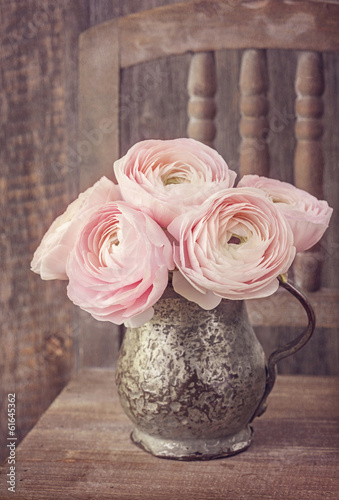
1,0 -> 338,462
0,0 -> 88,464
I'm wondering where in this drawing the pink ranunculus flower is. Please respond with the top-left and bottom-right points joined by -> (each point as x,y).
113,138 -> 236,228
237,175 -> 333,253
31,177 -> 121,280
168,187 -> 295,309
66,202 -> 175,328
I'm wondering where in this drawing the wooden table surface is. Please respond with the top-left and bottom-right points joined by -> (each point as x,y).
1,369 -> 338,500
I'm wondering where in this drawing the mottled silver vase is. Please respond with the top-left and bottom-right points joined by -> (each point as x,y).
116,281 -> 315,460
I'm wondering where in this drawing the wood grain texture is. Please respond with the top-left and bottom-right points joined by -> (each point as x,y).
293,52 -> 325,292
255,325 -> 339,376
247,287 -> 339,329
239,49 -> 269,176
187,51 -> 217,147
0,368 -> 337,500
0,0 -> 88,464
78,19 -> 120,188
119,0 -> 339,67
322,50 -> 339,288
88,0 -> 120,25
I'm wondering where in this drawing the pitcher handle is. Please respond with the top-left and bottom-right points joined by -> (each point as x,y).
251,275 -> 316,421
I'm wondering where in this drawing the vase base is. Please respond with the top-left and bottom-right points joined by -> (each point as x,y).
131,425 -> 253,461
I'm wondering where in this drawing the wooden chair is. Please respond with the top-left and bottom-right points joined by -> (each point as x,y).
78,0 -> 339,359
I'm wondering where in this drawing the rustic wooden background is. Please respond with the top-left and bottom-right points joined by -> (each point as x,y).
1,0 -> 338,462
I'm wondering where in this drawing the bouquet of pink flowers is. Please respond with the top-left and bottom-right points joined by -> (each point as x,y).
31,139 -> 332,328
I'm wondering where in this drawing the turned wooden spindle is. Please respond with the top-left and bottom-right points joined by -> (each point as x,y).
293,51 -> 325,292
187,51 -> 217,148
239,49 -> 269,177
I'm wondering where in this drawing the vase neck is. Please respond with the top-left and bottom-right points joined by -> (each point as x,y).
154,285 -> 246,327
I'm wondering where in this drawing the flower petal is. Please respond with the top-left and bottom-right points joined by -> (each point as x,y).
168,187 -> 295,301
31,177 -> 121,280
114,138 -> 236,227
172,271 -> 222,310
238,175 -> 333,252
66,202 -> 173,327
